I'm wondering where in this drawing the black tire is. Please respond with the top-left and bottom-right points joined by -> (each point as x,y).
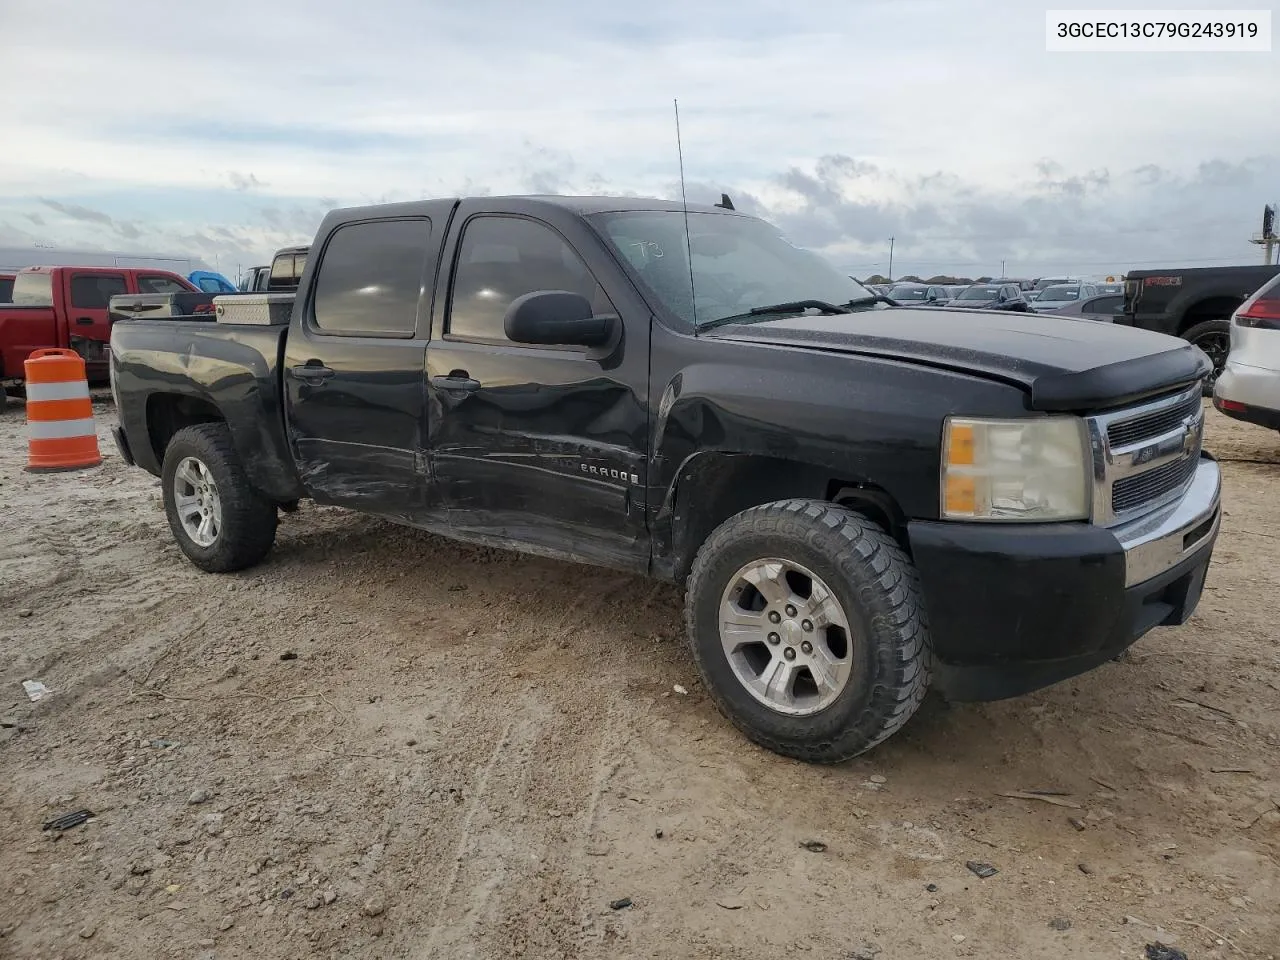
685,499 -> 930,763
1182,318 -> 1231,396
161,423 -> 278,573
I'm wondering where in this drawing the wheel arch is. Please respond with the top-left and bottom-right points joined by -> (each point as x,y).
1176,295 -> 1245,335
662,451 -> 909,583
146,392 -> 225,466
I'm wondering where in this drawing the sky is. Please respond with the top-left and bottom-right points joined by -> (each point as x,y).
0,0 -> 1276,282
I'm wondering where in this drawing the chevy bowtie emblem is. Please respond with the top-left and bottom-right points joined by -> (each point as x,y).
1182,416 -> 1198,455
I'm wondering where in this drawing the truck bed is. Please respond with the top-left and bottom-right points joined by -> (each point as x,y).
109,317 -> 304,501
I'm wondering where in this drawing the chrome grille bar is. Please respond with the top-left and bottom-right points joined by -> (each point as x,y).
1086,384 -> 1204,526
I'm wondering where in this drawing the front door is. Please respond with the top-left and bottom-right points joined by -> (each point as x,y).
283,214 -> 445,522
426,207 -> 651,573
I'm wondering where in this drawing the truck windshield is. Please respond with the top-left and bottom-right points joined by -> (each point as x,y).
889,285 -> 929,301
590,211 -> 872,328
1038,285 -> 1080,301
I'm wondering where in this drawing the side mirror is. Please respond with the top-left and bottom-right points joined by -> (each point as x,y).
503,291 -> 616,347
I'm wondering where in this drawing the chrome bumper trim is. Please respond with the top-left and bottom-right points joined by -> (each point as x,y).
1115,456 -> 1220,588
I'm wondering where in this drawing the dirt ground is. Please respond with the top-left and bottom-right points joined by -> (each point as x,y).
0,397 -> 1277,960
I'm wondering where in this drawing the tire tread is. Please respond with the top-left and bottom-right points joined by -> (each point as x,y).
685,498 -> 931,763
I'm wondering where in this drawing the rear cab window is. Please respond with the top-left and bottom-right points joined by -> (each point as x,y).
269,250 -> 310,290
11,272 -> 54,306
309,219 -> 432,337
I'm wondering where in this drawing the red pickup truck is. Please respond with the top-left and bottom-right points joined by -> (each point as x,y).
1,265 -> 199,398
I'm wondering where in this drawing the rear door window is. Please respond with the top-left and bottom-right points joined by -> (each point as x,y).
69,273 -> 128,308
310,219 -> 431,337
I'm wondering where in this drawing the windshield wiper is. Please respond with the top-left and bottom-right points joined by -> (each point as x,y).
697,299 -> 851,333
747,299 -> 851,316
843,294 -> 898,309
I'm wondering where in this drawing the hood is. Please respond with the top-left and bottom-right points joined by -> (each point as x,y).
703,306 -> 1209,411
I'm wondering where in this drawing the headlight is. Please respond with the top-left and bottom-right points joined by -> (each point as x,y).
941,416 -> 1090,521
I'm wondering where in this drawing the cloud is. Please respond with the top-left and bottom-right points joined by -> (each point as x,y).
40,198 -> 114,227
0,0 -> 1273,279
228,171 -> 268,192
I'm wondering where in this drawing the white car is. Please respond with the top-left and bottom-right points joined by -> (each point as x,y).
1213,273 -> 1280,432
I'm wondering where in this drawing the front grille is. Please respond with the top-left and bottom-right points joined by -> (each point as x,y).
1089,385 -> 1204,524
1107,392 -> 1201,448
1112,452 -> 1198,514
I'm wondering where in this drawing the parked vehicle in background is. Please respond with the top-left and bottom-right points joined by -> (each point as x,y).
0,246 -> 234,298
1122,264 -> 1280,392
1034,277 -> 1078,291
109,194 -> 1220,762
0,273 -> 13,304
1030,282 -> 1102,313
888,282 -> 952,305
267,246 -> 308,292
950,283 -> 1030,311
189,270 -> 237,294
1098,282 -> 1123,295
0,265 -> 198,389
996,278 -> 1035,292
109,291 -> 216,326
0,246 -> 213,275
239,266 -> 271,292
1045,292 -> 1125,322
1213,273 -> 1280,431
945,284 -> 969,299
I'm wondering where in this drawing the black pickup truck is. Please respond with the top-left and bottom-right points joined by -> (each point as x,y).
109,196 -> 1222,762
1122,264 -> 1280,391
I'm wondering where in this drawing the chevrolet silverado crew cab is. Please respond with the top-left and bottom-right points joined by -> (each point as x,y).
109,196 -> 1221,762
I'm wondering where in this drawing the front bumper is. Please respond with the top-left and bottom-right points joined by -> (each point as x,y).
908,453 -> 1221,701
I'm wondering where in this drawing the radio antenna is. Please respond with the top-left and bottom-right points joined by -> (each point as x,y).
673,98 -> 699,332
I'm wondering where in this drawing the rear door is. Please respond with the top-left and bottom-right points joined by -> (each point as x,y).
283,211 -> 448,522
425,203 -> 652,573
64,269 -> 127,361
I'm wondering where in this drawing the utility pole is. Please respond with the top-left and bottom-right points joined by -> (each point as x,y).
1000,259 -> 1006,278
1251,204 -> 1276,265
888,237 -> 895,282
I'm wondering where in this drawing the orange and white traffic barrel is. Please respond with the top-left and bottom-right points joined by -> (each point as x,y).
23,348 -> 102,472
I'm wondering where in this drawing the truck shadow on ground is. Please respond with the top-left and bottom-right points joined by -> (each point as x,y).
257,505 -> 1204,799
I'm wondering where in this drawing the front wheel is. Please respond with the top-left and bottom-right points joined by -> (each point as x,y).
685,499 -> 931,763
1183,319 -> 1231,396
161,423 -> 278,573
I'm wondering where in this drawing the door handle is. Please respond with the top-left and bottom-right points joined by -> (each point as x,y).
430,375 -> 481,393
292,362 -> 335,382
76,316 -> 94,326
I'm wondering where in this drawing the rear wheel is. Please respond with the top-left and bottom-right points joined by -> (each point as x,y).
161,423 -> 277,573
685,499 -> 931,763
1183,319 -> 1230,395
